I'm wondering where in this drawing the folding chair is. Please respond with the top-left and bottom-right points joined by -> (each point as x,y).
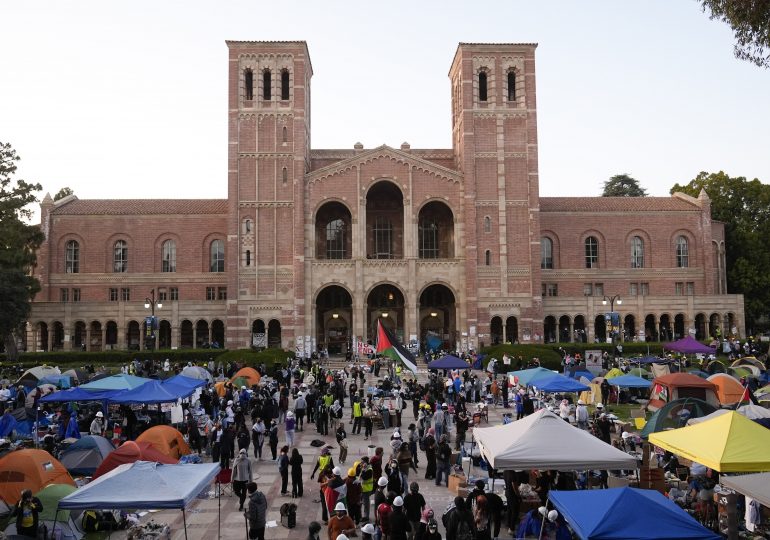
216,467 -> 233,497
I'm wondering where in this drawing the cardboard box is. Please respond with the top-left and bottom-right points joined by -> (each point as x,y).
448,473 -> 467,494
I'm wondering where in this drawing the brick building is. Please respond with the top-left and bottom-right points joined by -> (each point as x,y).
26,41 -> 744,353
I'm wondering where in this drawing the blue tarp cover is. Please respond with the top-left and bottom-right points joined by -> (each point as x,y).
161,375 -> 206,399
109,380 -> 180,405
78,374 -> 151,391
427,355 -> 470,370
508,367 -> 557,386
607,374 -> 652,389
533,373 -> 590,393
57,461 -> 220,510
549,487 -> 721,540
40,388 -> 116,403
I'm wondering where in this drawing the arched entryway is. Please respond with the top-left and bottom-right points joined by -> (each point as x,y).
418,284 -> 456,351
644,315 -> 657,342
211,319 -> 225,348
506,316 -> 519,344
127,320 -> 140,350
52,322 -> 64,351
73,321 -> 86,351
315,202 -> 352,259
316,285 -> 353,355
695,313 -> 707,340
726,312 -> 736,336
558,315 -> 571,342
367,283 -> 405,342
674,314 -> 685,340
267,319 -> 282,348
89,321 -> 102,351
417,202 -> 454,259
251,320 -> 266,348
573,315 -> 586,343
709,313 -> 721,338
105,321 -> 118,349
659,314 -> 672,341
543,316 -> 557,343
623,315 -> 636,341
158,320 -> 172,349
195,320 -> 209,348
490,317 -> 503,345
594,315 -> 607,343
366,181 -> 403,259
180,320 -> 193,348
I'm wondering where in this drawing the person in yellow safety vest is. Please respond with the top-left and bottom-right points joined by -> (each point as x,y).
352,398 -> 363,435
356,456 -> 375,523
310,445 -> 335,479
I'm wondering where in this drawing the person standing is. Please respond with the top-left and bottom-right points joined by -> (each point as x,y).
285,411 -> 297,447
290,447 -> 304,498
246,481 -> 267,540
252,418 -> 265,460
363,401 -> 374,440
345,467 -> 362,525
423,428 -> 437,480
268,419 -> 279,460
12,489 -> 43,538
232,449 -> 253,511
435,434 -> 452,487
358,457 -> 375,522
328,502 -> 356,540
90,411 -> 105,436
403,483 -> 426,540
446,497 -> 475,540
295,392 -> 307,431
352,397 -> 363,434
278,445 -> 290,495
389,496 -> 411,540
220,425 -> 235,470
336,423 -> 348,464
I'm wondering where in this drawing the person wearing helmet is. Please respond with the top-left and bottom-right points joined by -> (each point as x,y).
325,467 -> 346,518
328,502 -> 355,540
389,496 -> 411,540
403,482 -> 425,540
89,410 -> 105,436
361,522 -> 376,540
345,467 -> 362,524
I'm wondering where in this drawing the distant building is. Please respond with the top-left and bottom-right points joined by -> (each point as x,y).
26,41 -> 744,353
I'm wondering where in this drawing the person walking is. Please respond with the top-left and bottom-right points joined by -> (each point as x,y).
246,481 -> 267,540
278,445 -> 290,495
423,428 -> 437,480
251,418 -> 265,459
336,423 -> 348,464
285,411 -> 296,447
232,448 -> 253,511
295,392 -> 307,431
446,497 -> 475,540
403,483 -> 426,540
389,496 -> 411,540
290,447 -> 304,498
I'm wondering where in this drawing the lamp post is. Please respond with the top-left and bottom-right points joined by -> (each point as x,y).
144,289 -> 163,351
602,295 -> 622,345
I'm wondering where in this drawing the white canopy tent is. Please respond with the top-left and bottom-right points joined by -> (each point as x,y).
473,409 -> 638,471
720,473 -> 770,509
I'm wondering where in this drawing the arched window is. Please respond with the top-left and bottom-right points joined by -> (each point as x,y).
210,240 -> 225,272
244,219 -> 252,233
282,126 -> 287,143
483,216 -> 491,233
676,236 -> 689,268
507,71 -> 516,101
485,249 -> 491,266
419,220 -> 439,259
326,219 -> 346,259
541,237 -> 553,269
281,69 -> 290,100
282,167 -> 288,185
113,240 -> 128,273
262,69 -> 271,100
244,68 -> 253,100
65,240 -> 79,273
478,71 -> 488,102
585,236 -> 599,269
631,236 -> 644,268
372,217 -> 393,259
161,239 -> 176,273
245,250 -> 251,266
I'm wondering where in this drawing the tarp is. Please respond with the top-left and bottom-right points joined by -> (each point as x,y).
180,366 -> 213,382
532,373 -> 590,393
136,425 -> 190,459
427,355 -> 470,370
640,398 -> 717,438
57,461 -> 220,510
549,487 -> 720,540
707,373 -> 745,405
162,374 -> 206,399
508,367 -> 557,386
93,441 -> 177,479
473,409 -> 637,471
0,411 -> 18,437
649,411 -> 770,472
78,374 -> 151,391
607,374 -> 652,389
59,435 -> 114,476
40,388 -> 115,403
720,473 -> 770,509
0,449 -> 75,506
109,380 -> 181,405
663,336 -> 716,354
571,369 -> 595,380
231,367 -> 261,386
39,374 -> 72,389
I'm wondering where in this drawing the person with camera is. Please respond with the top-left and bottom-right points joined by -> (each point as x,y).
12,489 -> 43,537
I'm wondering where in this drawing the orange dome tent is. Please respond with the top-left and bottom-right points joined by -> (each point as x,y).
0,449 -> 75,508
93,440 -> 177,479
214,381 -> 230,397
232,367 -> 261,386
707,373 -> 746,405
136,425 -> 190,460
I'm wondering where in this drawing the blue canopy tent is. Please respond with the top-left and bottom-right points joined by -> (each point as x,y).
548,487 -> 720,540
509,367 -> 557,386
427,355 -> 470,370
533,373 -> 590,393
39,388 -> 116,403
78,374 -> 151,392
109,380 -> 181,405
571,369 -> 595,380
55,461 -> 220,540
161,375 -> 206,400
606,374 -> 652,389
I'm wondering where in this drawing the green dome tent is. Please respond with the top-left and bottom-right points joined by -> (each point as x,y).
640,397 -> 717,439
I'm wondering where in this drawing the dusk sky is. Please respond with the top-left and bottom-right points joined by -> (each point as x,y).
2,0 -> 768,212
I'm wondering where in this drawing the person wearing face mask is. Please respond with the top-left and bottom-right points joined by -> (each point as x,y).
306,521 -> 322,540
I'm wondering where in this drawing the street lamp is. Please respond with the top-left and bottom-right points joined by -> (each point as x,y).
602,295 -> 622,345
144,289 -> 163,350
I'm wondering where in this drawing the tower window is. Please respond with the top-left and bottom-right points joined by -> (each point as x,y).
485,249 -> 491,266
372,217 -> 393,259
65,240 -> 79,273
244,69 -> 253,100
281,69 -> 290,100
585,236 -> 599,268
507,71 -> 516,101
161,239 -> 176,273
244,219 -> 252,233
263,70 -> 271,100
210,240 -> 225,272
676,236 -> 689,268
479,72 -> 488,102
631,236 -> 644,268
282,167 -> 288,185
541,237 -> 553,269
326,219 -> 347,259
483,216 -> 491,233
246,250 -> 251,266
113,240 -> 128,273
282,126 -> 288,143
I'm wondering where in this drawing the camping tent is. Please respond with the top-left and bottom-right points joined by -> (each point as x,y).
688,404 -> 770,425
640,398 -> 717,438
549,487 -> 720,540
4,483 -> 84,540
627,367 -> 650,379
109,379 -> 181,405
731,357 -> 765,371
78,374 -> 151,391
136,425 -> 191,459
532,373 -> 590,393
16,365 -> 61,387
607,374 -> 652,389
473,409 -> 637,470
59,435 -> 114,476
61,368 -> 88,383
707,373 -> 745,405
720,473 -> 770,509
647,373 -> 719,411
93,440 -> 177,479
604,368 -> 624,379
56,461 -> 220,539
649,411 -> 770,472
231,367 -> 261,386
508,367 -> 557,386
663,336 -> 716,354
39,374 -> 72,389
180,366 -> 213,382
0,450 -> 75,508
427,355 -> 470,370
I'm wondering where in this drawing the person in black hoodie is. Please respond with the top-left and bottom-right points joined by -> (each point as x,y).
389,496 -> 412,540
269,419 -> 279,460
290,447 -> 304,498
446,497 -> 475,540
220,425 -> 235,469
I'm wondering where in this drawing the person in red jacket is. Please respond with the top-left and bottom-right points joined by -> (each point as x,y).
325,467 -> 347,518
377,492 -> 395,540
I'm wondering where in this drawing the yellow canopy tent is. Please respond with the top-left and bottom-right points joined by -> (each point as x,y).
649,411 -> 770,472
605,368 -> 624,379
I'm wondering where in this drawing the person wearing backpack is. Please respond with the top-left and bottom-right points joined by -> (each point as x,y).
472,495 -> 491,540
446,497 -> 475,540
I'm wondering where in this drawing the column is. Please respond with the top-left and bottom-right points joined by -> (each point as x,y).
172,323 -> 180,349
193,326 -> 198,349
47,324 -> 53,352
139,326 -> 145,351
118,324 -> 125,351
101,326 -> 107,351
86,326 -> 92,352
568,321 -> 574,343
208,325 -> 213,347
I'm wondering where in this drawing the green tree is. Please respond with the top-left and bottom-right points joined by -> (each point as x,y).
671,171 -> 770,329
602,174 -> 648,197
699,0 -> 770,69
54,186 -> 73,201
0,142 -> 44,360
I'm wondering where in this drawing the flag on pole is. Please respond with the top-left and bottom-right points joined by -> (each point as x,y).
376,319 -> 418,373
735,384 -> 757,408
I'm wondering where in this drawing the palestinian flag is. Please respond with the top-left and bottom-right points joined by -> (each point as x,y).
376,319 -> 418,373
735,385 -> 758,408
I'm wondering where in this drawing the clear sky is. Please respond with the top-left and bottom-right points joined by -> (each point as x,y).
2,0 -> 768,209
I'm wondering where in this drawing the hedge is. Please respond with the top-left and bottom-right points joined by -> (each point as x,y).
0,349 -> 229,368
216,348 -> 294,370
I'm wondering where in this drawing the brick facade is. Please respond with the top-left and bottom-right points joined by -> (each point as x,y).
26,41 -> 744,353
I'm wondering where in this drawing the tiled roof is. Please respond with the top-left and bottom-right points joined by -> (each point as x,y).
51,199 -> 228,216
540,197 -> 700,212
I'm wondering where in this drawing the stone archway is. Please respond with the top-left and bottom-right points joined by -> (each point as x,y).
419,284 -> 456,351
316,285 -> 353,355
366,182 -> 403,259
367,283 -> 405,342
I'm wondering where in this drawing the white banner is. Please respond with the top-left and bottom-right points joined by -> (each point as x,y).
252,333 -> 267,348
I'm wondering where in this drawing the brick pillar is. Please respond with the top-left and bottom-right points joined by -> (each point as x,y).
86,326 -> 92,352
172,324 -> 180,349
118,324 -> 125,351
101,326 -> 107,351
47,324 -> 53,352
193,326 -> 197,349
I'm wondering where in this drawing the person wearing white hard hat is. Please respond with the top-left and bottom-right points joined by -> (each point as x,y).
328,502 -> 355,540
575,399 -> 589,430
389,495 -> 412,540
89,411 -> 105,436
361,522 -> 376,540
285,410 -> 296,447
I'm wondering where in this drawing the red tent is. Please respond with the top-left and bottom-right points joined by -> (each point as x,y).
93,440 -> 177,478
